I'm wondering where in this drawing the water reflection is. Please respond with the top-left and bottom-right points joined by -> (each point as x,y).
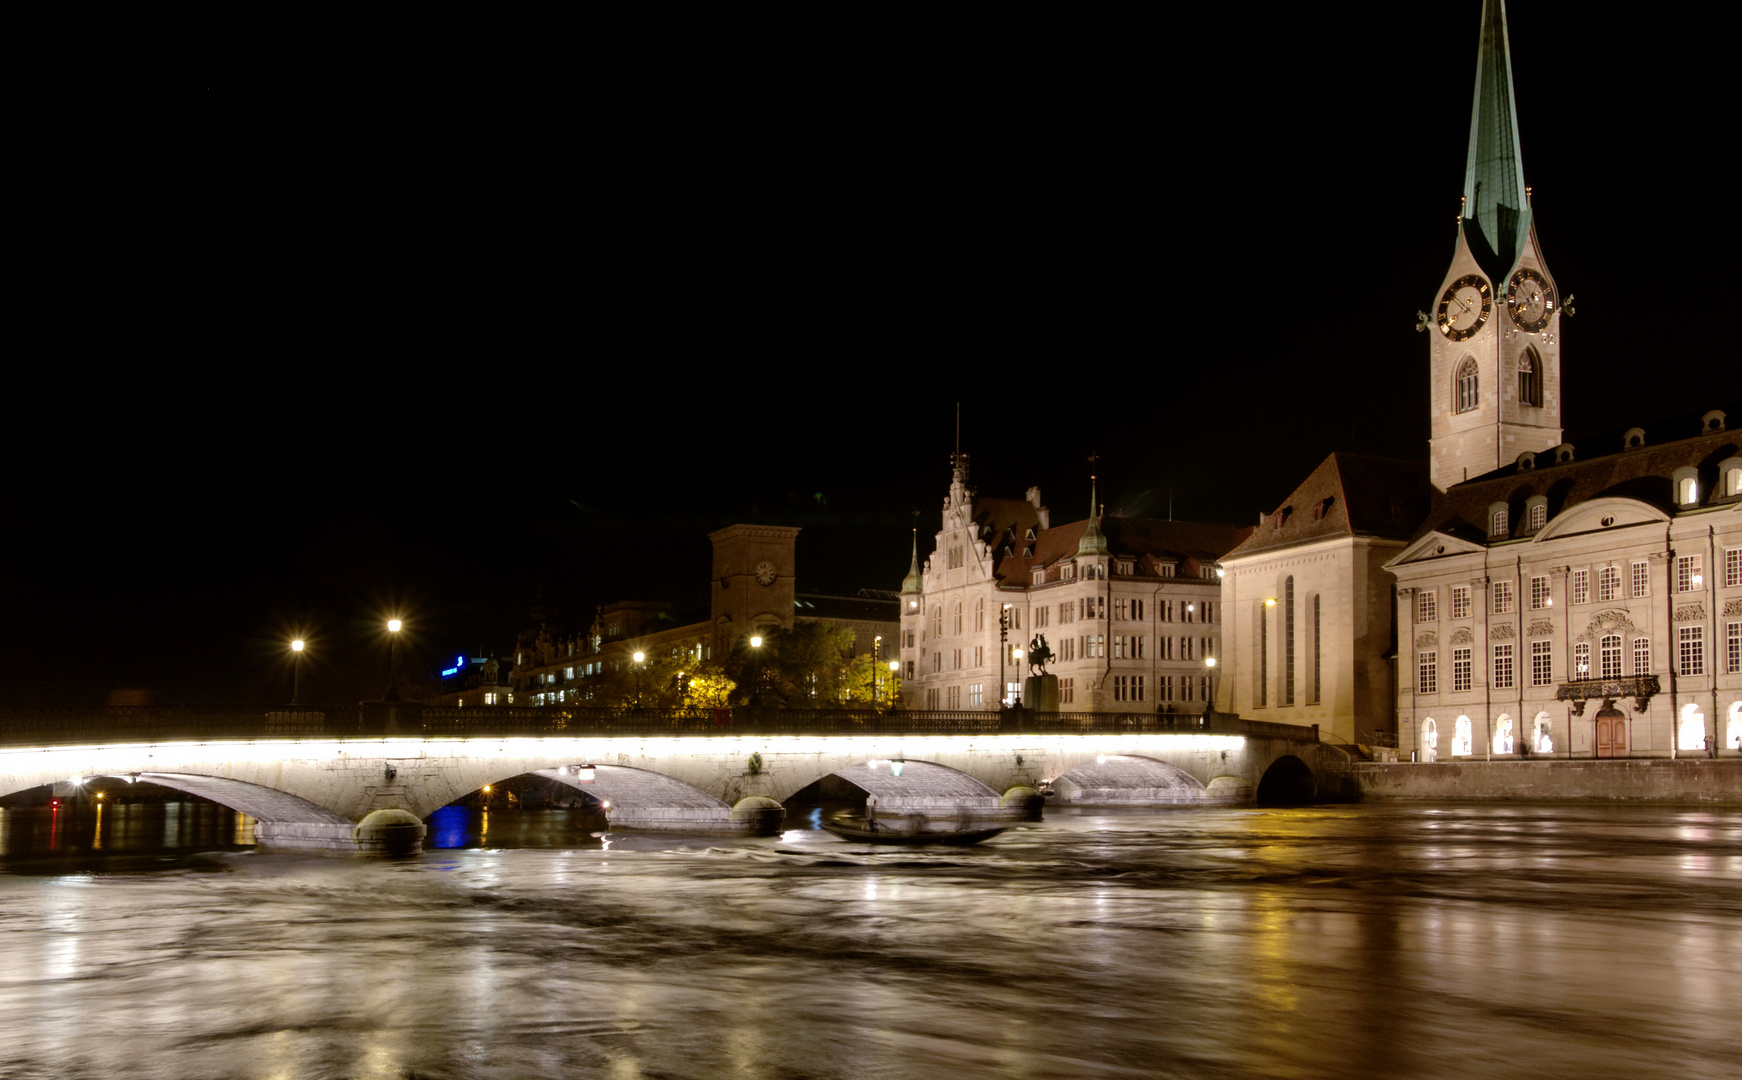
1,804 -> 1740,1079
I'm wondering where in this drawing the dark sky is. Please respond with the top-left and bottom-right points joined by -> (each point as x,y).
4,7 -> 1730,705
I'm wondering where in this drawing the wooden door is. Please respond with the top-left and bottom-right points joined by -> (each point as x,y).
1595,713 -> 1628,758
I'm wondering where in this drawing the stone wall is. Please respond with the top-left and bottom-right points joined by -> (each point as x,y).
1352,759 -> 1742,803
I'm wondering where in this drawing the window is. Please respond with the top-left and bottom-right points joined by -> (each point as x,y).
1492,581 -> 1514,614
1158,600 -> 1173,622
1727,548 -> 1740,588
947,686 -> 961,709
1453,647 -> 1472,692
1531,576 -> 1551,610
1059,678 -> 1074,704
1728,622 -> 1741,675
1113,675 -> 1144,702
1528,501 -> 1547,530
926,688 -> 939,709
968,683 -> 983,708
974,597 -> 985,631
1531,640 -> 1553,686
953,649 -> 962,670
952,603 -> 963,635
974,646 -> 983,667
1490,507 -> 1509,538
1113,635 -> 1144,659
1083,634 -> 1105,658
1114,598 -> 1129,621
1455,357 -> 1479,413
1180,637 -> 1195,661
932,653 -> 942,673
1678,476 -> 1699,506
1729,466 -> 1742,497
1600,635 -> 1622,679
1571,569 -> 1590,605
1035,606 -> 1049,628
1083,597 -> 1105,620
1009,608 -> 1021,630
1418,651 -> 1437,694
1416,589 -> 1437,623
1059,637 -> 1075,662
1493,644 -> 1514,689
1181,677 -> 1196,702
1032,568 -> 1045,585
1159,676 -> 1174,701
1005,681 -> 1020,706
1451,585 -> 1471,620
1573,642 -> 1591,679
1284,576 -> 1296,706
1633,637 -> 1652,676
904,630 -> 915,648
1199,601 -> 1209,622
905,660 -> 915,679
1518,349 -> 1543,408
1259,609 -> 1269,707
929,605 -> 942,638
1182,603 -> 1196,623
1311,595 -> 1322,705
1678,555 -> 1702,592
1060,601 -> 1075,624
1631,561 -> 1650,599
1597,565 -> 1620,602
1061,563 -> 1076,581
1132,599 -> 1145,621
1158,637 -> 1173,660
1679,626 -> 1704,676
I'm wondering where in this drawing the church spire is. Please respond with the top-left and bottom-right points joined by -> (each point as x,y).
901,527 -> 924,594
1460,0 -> 1531,281
1076,474 -> 1110,557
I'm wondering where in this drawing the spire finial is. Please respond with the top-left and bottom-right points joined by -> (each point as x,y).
901,522 -> 924,594
1077,463 -> 1110,557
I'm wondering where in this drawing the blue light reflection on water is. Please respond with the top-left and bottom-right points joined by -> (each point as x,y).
428,804 -> 469,849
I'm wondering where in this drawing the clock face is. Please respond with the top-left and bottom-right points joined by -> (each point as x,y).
755,560 -> 777,586
1506,267 -> 1555,332
1437,274 -> 1492,341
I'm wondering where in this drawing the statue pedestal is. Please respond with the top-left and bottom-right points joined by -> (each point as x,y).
1024,673 -> 1058,712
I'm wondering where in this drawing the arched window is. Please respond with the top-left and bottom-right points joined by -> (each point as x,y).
1527,499 -> 1547,530
1727,465 -> 1742,497
1454,358 -> 1480,413
1679,476 -> 1700,505
951,601 -> 963,635
1422,717 -> 1439,762
1490,507 -> 1509,537
1452,716 -> 1473,756
1600,634 -> 1622,678
974,596 -> 985,632
1283,576 -> 1295,706
1574,642 -> 1591,678
1518,349 -> 1543,407
1598,565 -> 1620,602
929,605 -> 942,638
1493,714 -> 1514,755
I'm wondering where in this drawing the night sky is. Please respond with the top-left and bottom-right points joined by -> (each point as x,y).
4,7 -> 1729,706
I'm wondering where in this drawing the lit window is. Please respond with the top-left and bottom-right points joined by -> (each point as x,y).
1678,555 -> 1702,592
1678,477 -> 1699,506
1574,642 -> 1591,678
1600,635 -> 1622,678
1530,576 -> 1551,609
1492,581 -> 1514,614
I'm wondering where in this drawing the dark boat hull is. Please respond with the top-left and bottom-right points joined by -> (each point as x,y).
821,819 -> 1006,845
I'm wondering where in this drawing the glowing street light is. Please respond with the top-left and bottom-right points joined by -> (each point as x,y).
1204,655 -> 1219,718
632,650 -> 646,710
385,619 -> 404,702
290,639 -> 305,705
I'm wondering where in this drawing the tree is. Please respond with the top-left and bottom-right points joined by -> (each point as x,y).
727,621 -> 880,707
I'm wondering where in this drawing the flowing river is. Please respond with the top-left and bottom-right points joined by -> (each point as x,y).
2,801 -> 1740,1080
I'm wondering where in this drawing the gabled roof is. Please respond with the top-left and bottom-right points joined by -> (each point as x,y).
970,496 -> 1042,555
991,517 -> 1252,584
1224,453 -> 1433,560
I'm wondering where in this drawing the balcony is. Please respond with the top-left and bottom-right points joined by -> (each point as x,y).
1554,675 -> 1661,715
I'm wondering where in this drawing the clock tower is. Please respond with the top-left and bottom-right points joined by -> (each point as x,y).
708,523 -> 801,655
1427,0 -> 1563,492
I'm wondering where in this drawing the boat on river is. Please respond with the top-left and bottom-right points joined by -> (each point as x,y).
820,811 -> 1006,846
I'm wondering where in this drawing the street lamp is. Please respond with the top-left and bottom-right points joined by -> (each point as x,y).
385,619 -> 403,702
999,604 -> 1012,710
1204,656 -> 1219,718
632,650 -> 646,710
290,639 -> 305,705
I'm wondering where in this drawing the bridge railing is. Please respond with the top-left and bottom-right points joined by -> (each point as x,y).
0,704 -> 1319,746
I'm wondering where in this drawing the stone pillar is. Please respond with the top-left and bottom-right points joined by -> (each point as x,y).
1025,672 -> 1059,712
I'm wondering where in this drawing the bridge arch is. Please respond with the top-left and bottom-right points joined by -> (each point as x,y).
96,772 -> 360,851
1048,754 -> 1246,805
1255,755 -> 1316,805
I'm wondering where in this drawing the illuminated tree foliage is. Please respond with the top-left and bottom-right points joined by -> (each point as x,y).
727,622 -> 885,707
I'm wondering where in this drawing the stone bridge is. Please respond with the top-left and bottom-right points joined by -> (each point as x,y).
0,706 -> 1330,852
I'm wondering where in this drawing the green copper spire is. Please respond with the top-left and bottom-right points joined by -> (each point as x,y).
1076,475 -> 1110,557
901,528 -> 924,594
1460,0 -> 1531,280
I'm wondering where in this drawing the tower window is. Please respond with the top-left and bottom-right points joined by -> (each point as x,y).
1454,358 -> 1480,414
1518,349 -> 1543,408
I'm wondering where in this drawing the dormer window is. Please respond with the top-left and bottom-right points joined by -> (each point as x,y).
1025,528 -> 1036,541
1061,562 -> 1076,581
1526,498 -> 1548,531
1672,466 -> 1701,509
1488,504 -> 1509,539
1116,559 -> 1133,576
1723,459 -> 1742,497
1158,563 -> 1175,577
1272,507 -> 1292,530
1032,568 -> 1045,585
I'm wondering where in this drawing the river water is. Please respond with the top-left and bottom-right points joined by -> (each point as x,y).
2,801 -> 1740,1080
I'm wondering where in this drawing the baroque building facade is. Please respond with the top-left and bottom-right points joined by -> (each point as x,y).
898,454 -> 1249,713
1219,0 -> 1741,758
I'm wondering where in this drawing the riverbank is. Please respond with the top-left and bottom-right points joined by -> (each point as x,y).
1347,757 -> 1742,803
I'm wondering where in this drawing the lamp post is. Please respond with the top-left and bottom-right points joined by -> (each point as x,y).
999,604 -> 1012,709
872,634 -> 882,706
290,639 -> 305,705
1204,656 -> 1219,719
632,651 -> 646,710
385,619 -> 403,702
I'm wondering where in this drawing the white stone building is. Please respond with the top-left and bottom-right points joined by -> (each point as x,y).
897,454 -> 1249,713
